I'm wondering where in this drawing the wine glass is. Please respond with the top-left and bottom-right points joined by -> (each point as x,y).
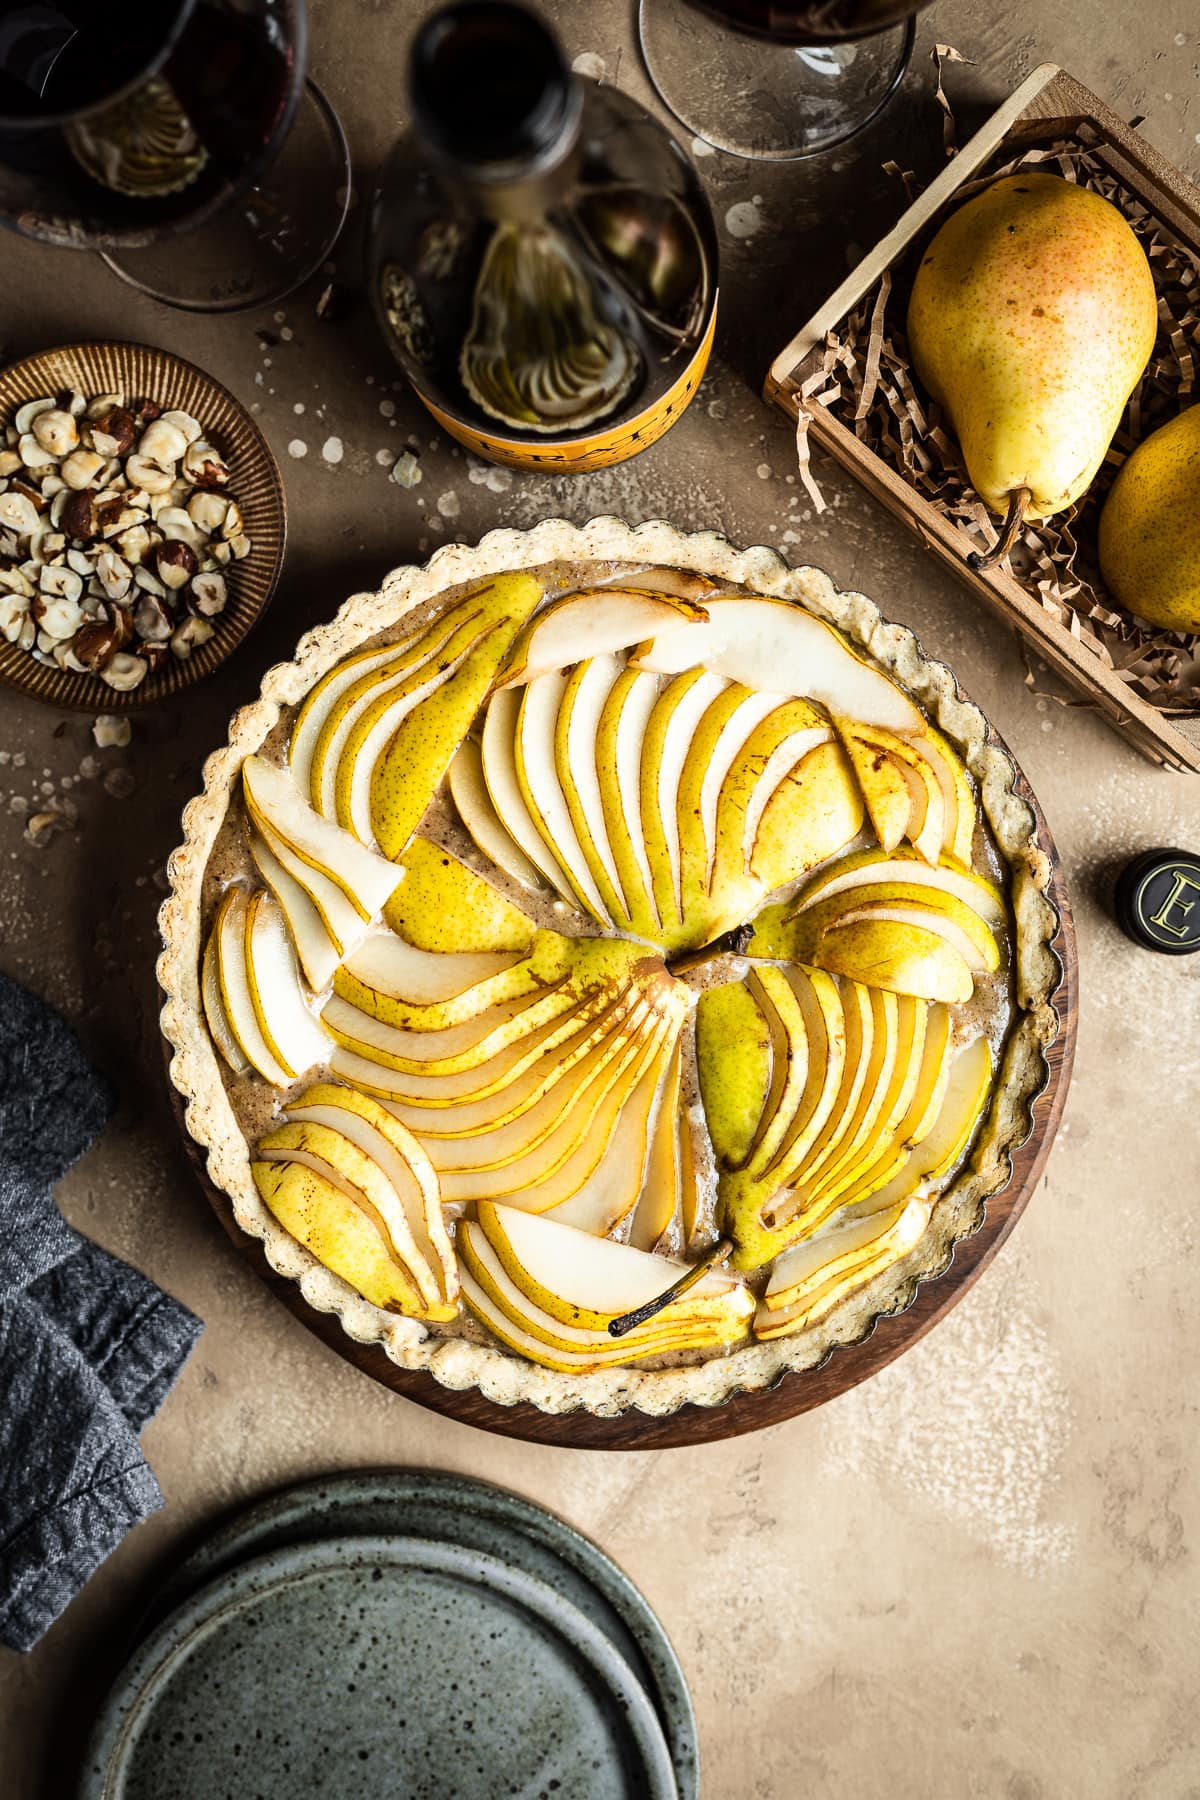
0,0 -> 350,311
638,0 -> 932,162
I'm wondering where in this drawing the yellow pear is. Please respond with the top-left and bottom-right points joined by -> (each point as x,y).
1098,406 -> 1200,632
907,174 -> 1157,561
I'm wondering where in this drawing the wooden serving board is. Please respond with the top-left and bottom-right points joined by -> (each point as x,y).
163,763 -> 1077,1453
766,64 -> 1200,774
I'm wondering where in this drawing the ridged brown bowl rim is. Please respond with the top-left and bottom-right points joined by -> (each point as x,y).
0,339 -> 286,711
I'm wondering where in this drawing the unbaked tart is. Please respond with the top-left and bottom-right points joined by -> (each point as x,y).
159,519 -> 1061,1416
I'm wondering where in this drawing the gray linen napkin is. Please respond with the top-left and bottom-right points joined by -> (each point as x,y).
0,973 -> 202,1653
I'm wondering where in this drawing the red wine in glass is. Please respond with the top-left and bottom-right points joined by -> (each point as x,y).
0,0 -> 300,247
679,0 -> 932,42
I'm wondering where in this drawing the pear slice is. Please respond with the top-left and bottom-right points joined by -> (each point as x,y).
481,687 -> 577,901
457,1260 -> 749,1372
447,737 -> 543,893
741,965 -> 811,1179
715,699 -> 830,879
474,1199 -> 749,1332
835,720 -> 912,853
290,639 -> 416,806
516,672 -> 611,922
629,596 -> 925,734
803,989 -> 913,1204
695,979 -> 772,1170
334,930 -> 645,1036
279,1083 -> 456,1311
677,684 -> 780,905
322,983 -> 582,1076
549,1039 -> 669,1237
760,965 -> 847,1190
305,611 -> 465,818
258,1116 -> 454,1317
418,996 -> 655,1177
794,847 -> 1007,931
832,1002 -> 951,1215
789,976 -> 875,1195
628,1039 -> 685,1252
814,885 -> 1001,973
213,887 -> 291,1087
332,616 -> 489,847
554,655 -> 634,927
836,720 -> 946,863
244,889 -> 330,1081
369,575 -> 543,859
249,830 -> 340,993
747,739 -> 864,893
253,1160 -> 425,1315
385,990 -> 638,1134
800,994 -> 927,1225
341,930 -> 521,1007
639,668 -> 727,937
243,755 -> 400,923
459,1229 -> 743,1356
436,1008 -> 674,1204
810,915 -> 975,1004
202,922 -> 249,1076
385,835 -> 535,955
495,588 -> 708,688
328,985 -> 616,1106
756,1196 -> 931,1335
493,1004 -> 684,1214
595,666 -> 662,938
917,725 -> 977,864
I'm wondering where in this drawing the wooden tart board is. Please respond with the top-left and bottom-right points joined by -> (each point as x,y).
163,769 -> 1075,1453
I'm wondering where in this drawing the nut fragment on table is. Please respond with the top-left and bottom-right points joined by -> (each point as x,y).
0,387 -> 247,687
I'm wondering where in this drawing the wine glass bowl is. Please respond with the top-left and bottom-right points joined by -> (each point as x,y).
0,0 -> 304,250
638,0 -> 925,162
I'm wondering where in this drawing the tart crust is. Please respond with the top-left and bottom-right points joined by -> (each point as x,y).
158,517 -> 1062,1417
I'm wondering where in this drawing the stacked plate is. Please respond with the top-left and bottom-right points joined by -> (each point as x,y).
80,1471 -> 697,1800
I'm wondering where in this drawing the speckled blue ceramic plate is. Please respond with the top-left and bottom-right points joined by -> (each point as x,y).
140,1470 -> 697,1800
80,1535 -> 678,1800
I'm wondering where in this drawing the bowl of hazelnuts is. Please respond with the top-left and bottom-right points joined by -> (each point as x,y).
0,340 -> 286,710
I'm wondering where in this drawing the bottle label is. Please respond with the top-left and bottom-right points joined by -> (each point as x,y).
417,300 -> 718,473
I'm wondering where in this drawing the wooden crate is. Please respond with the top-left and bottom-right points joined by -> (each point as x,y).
765,64 -> 1200,774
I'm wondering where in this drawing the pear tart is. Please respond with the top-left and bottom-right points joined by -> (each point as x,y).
159,519 -> 1061,1416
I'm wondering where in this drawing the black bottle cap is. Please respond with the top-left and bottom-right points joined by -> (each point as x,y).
409,2 -> 574,171
1113,848 -> 1200,954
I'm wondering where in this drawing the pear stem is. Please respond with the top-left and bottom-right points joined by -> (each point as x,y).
607,1238 -> 734,1339
967,485 -> 1031,572
667,924 -> 754,977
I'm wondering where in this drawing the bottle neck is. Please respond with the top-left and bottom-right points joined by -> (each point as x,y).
408,1 -> 582,222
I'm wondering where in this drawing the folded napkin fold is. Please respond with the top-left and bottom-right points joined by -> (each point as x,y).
0,973 -> 202,1653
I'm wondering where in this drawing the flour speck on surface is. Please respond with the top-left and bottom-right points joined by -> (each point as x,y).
571,51 -> 606,79
467,458 -> 514,494
821,1294 -> 1076,1573
437,490 -> 461,518
322,436 -> 344,465
287,439 -> 308,459
725,198 -> 764,240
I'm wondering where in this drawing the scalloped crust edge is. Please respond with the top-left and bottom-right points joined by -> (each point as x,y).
157,516 -> 1062,1419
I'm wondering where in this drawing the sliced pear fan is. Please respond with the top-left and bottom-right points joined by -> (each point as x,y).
254,1079 -> 457,1321
794,847 -> 1007,930
754,1034 -> 993,1338
457,1202 -> 753,1372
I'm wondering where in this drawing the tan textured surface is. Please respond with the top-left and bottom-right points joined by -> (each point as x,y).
1,2 -> 1198,1794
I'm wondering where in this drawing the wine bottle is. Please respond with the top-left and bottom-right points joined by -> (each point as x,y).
366,0 -> 719,472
